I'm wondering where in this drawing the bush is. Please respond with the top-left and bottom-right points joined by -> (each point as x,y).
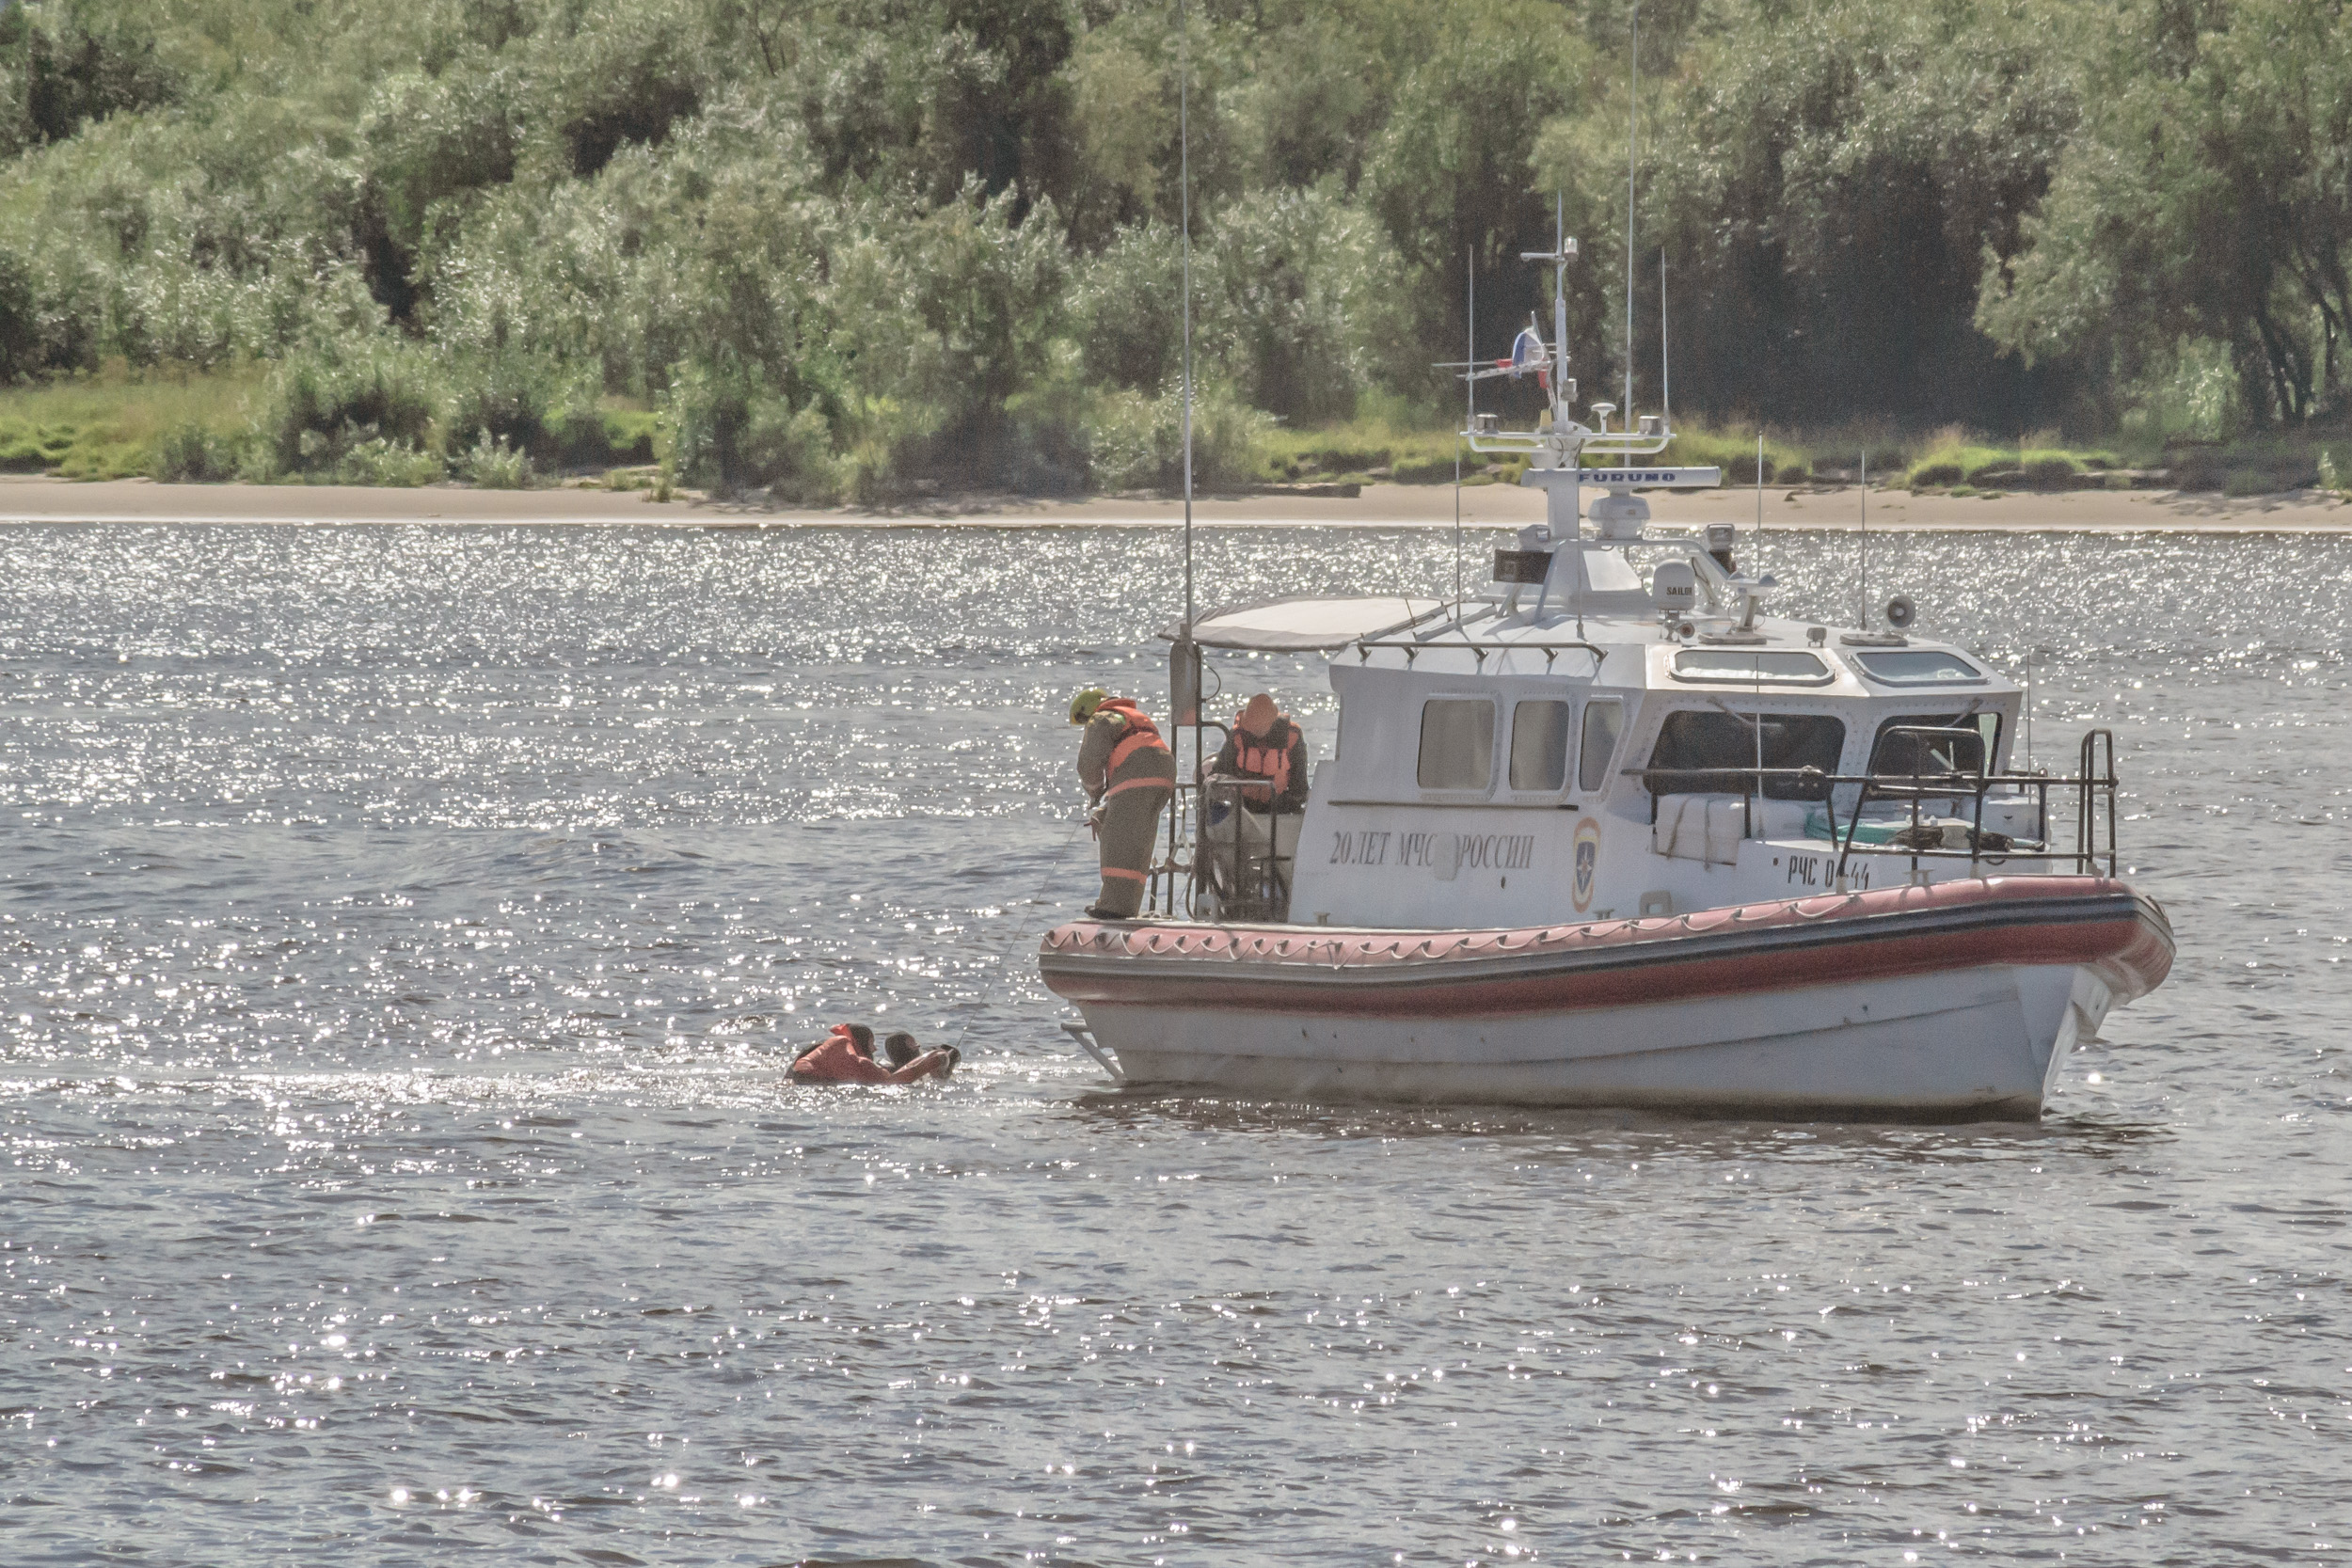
1291,442 -> 1391,473
262,339 -> 444,478
149,422 -> 237,482
1086,383 -> 1268,492
1392,453 -> 1462,483
1204,186 -> 1410,422
0,418 -> 73,471
547,404 -> 660,468
2170,450 -> 2227,491
598,406 -> 660,466
668,363 -> 842,499
1909,461 -> 1963,487
1663,426 -> 1814,486
0,5 -> 181,153
739,400 -> 838,501
1070,222 -> 1183,392
443,352 -> 588,467
459,432 -> 532,488
329,437 -> 443,486
2222,467 -> 2273,498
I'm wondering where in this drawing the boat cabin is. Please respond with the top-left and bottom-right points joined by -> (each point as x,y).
1173,510 -> 2106,931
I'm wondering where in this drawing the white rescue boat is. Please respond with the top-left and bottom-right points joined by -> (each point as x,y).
1039,213 -> 2174,1120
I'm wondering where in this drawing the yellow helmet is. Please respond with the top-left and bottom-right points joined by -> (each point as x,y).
1068,688 -> 1109,725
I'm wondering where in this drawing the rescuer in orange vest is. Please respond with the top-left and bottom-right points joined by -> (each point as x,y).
1210,692 -> 1309,813
790,1022 -> 957,1084
1202,692 -> 1310,913
1070,688 -> 1177,920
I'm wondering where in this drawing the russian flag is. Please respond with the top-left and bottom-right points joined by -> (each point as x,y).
1509,326 -> 1550,391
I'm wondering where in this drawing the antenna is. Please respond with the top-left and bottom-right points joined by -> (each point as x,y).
1660,248 -> 1669,434
2024,647 -> 2034,771
1754,431 -> 1763,536
1179,0 -> 1194,641
1624,0 -> 1637,420
1458,245 -> 1470,609
1176,0 -> 1196,918
1858,448 -> 1867,629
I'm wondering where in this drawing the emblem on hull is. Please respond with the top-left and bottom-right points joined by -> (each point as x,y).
1572,817 -> 1601,911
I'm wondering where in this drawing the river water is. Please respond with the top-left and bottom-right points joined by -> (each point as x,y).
0,520 -> 2344,1566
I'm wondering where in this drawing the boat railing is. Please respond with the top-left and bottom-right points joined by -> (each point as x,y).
1632,725 -> 2123,880
1141,719 -> 1303,921
2077,728 -> 2118,878
1352,635 -> 1606,672
1146,721 -> 1230,919
1195,775 -> 1295,922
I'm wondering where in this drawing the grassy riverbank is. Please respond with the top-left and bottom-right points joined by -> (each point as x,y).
7,367 -> 2347,506
0,366 -> 261,480
0,364 -> 665,488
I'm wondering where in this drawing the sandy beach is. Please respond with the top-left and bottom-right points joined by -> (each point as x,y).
0,473 -> 2345,531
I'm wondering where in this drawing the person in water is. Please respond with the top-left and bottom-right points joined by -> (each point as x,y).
1070,688 -> 1176,920
790,1022 -> 956,1083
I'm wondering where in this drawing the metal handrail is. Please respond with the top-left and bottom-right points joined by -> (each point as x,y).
2078,728 -> 2118,878
1632,731 -> 2122,879
1199,775 -> 1296,922
1149,721 -> 1231,919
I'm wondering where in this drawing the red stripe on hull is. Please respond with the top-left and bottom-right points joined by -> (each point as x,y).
1038,877 -> 2173,1022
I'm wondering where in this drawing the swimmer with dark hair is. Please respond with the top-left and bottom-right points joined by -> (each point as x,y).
791,1022 -> 955,1084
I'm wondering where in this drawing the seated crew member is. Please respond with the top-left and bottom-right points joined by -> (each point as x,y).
790,1022 -> 954,1084
1203,692 -> 1309,905
1070,688 -> 1176,921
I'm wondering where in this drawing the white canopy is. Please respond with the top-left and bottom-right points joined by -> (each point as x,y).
1161,596 -> 1446,652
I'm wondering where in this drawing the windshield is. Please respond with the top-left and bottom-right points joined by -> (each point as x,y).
1643,710 -> 1846,800
1870,713 -> 2000,776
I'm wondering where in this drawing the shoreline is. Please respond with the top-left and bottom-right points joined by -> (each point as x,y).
0,475 -> 2346,531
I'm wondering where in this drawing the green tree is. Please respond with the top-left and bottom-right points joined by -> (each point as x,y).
1570,0 -> 2086,430
1363,0 -> 1584,403
1980,0 -> 2352,425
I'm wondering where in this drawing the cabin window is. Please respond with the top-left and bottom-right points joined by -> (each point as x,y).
1508,700 -> 1573,792
1578,699 -> 1624,793
1870,713 -> 1999,777
1643,710 -> 1846,800
1417,699 -> 1496,791
1852,648 -> 1984,685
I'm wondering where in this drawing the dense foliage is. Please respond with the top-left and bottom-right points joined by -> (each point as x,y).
0,0 -> 2343,494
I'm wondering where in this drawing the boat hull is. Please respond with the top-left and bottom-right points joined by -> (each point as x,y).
1037,878 -> 2173,1119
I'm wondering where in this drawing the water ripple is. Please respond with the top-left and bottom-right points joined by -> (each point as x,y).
0,523 -> 2344,1564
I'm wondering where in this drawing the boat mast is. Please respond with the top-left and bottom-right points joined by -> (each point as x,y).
1459,245 -> 1471,609
1624,0 -> 1637,421
1179,0 -> 1194,640
1168,0 -> 1197,920
1553,193 -> 1568,436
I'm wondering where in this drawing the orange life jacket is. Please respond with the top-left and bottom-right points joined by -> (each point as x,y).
790,1024 -> 894,1084
1097,698 -> 1171,776
1231,712 -> 1296,804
